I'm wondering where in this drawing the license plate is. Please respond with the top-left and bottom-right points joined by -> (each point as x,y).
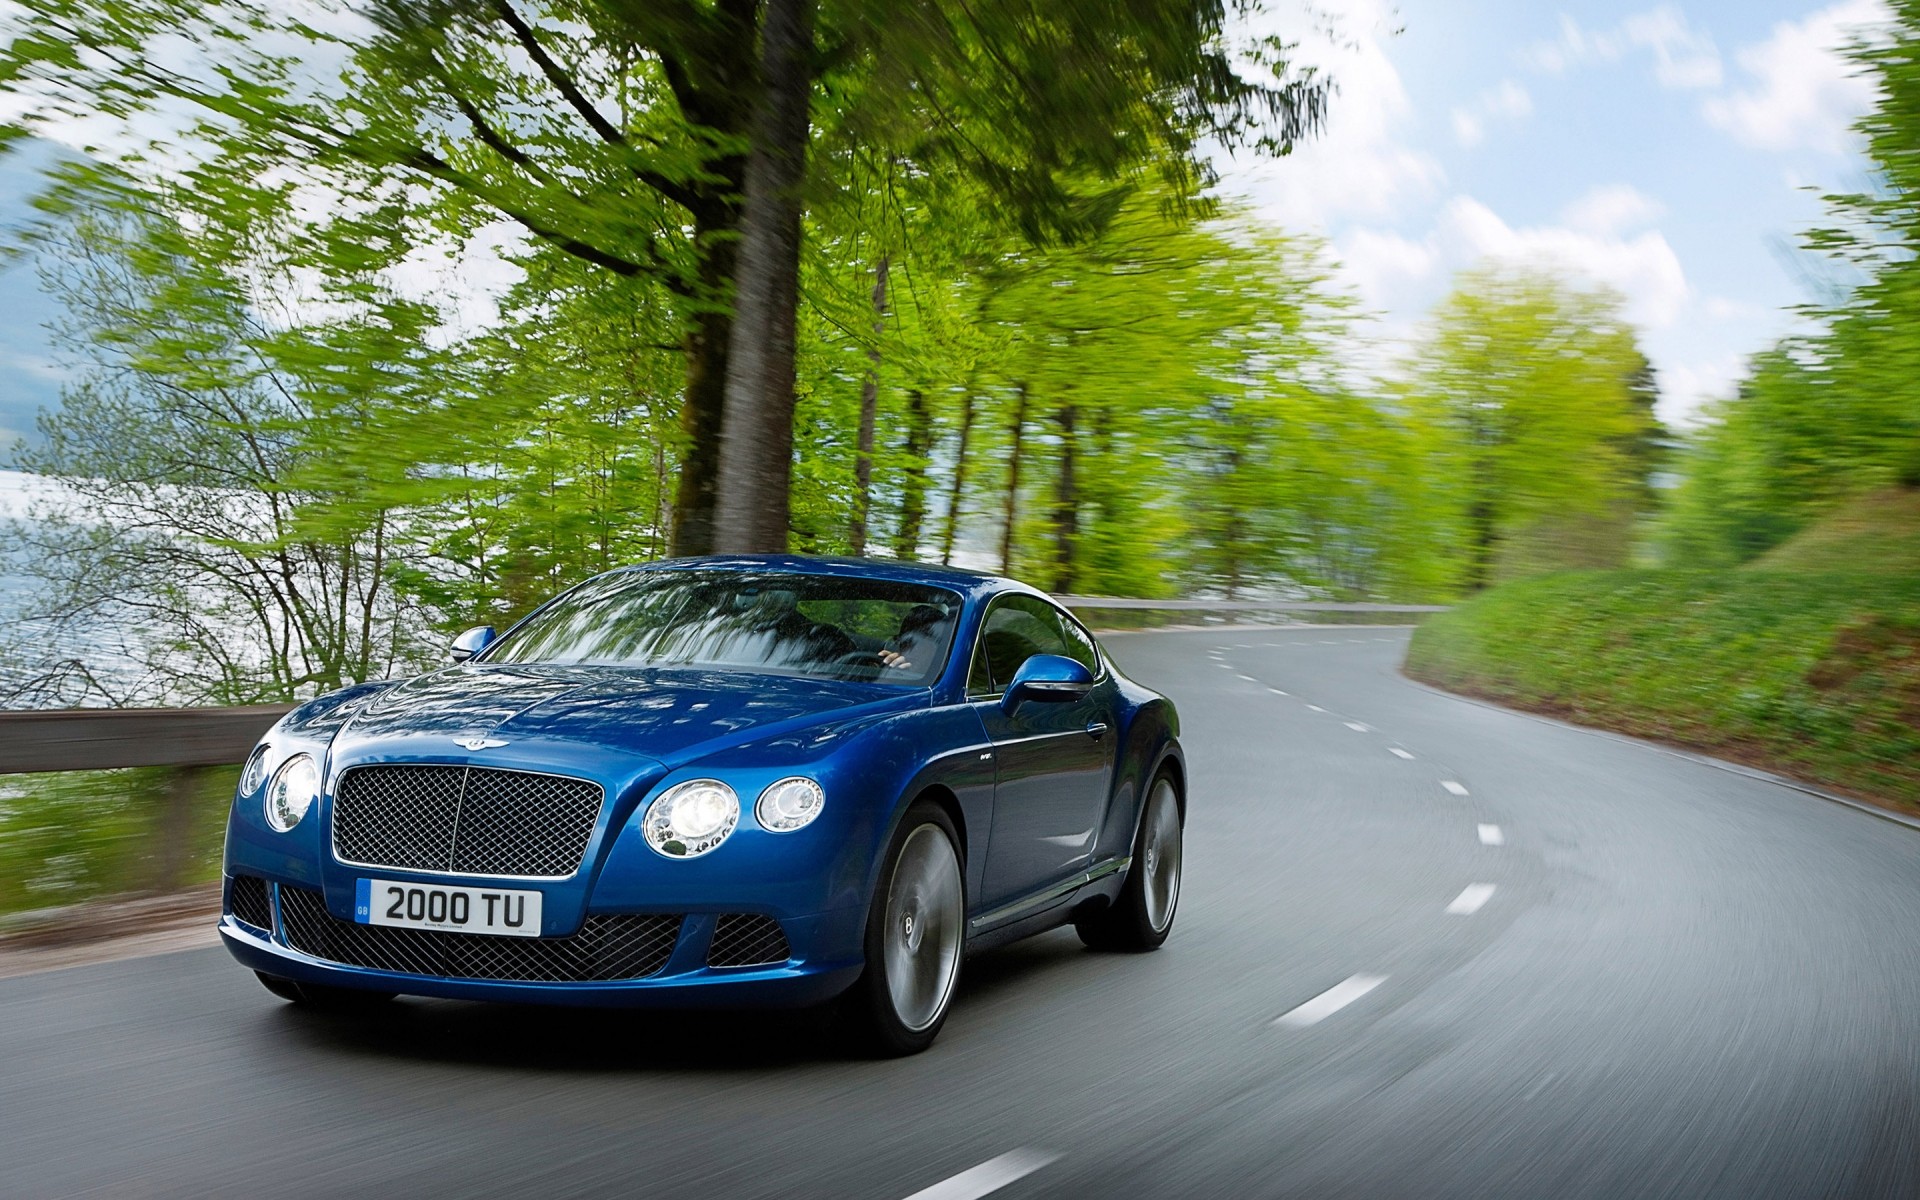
354,879 -> 543,938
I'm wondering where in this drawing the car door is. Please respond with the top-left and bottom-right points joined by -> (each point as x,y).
971,594 -> 1119,915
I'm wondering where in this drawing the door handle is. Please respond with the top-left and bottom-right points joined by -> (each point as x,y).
1085,721 -> 1110,739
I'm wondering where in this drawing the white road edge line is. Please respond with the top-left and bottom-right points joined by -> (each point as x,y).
899,1149 -> 1063,1200
1441,780 -> 1469,796
1274,974 -> 1388,1029
1389,748 -> 1414,760
1447,883 -> 1497,915
1478,824 -> 1504,846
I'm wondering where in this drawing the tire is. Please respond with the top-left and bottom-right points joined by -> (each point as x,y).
841,800 -> 966,1057
254,971 -> 394,1011
1076,767 -> 1182,952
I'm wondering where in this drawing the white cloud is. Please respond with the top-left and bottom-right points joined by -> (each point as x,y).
1702,0 -> 1887,155
1660,354 -> 1746,425
1235,0 -> 1444,231
1451,80 -> 1533,148
1338,196 -> 1689,332
1524,6 -> 1721,89
1560,184 -> 1665,235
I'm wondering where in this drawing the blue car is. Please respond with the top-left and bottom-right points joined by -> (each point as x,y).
219,555 -> 1185,1054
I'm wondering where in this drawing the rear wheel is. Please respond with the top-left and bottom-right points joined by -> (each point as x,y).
1076,769 -> 1182,951
254,971 -> 393,1011
842,800 -> 965,1056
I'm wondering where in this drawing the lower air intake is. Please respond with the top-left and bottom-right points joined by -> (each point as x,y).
707,913 -> 791,967
228,874 -> 273,932
277,886 -> 680,983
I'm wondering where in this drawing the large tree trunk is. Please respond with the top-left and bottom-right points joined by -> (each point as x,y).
999,381 -> 1030,575
849,253 -> 889,555
939,387 -> 976,565
670,278 -> 731,557
1050,402 -> 1078,593
893,387 -> 933,559
711,0 -> 814,553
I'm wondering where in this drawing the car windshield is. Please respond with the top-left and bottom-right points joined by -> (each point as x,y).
482,570 -> 964,686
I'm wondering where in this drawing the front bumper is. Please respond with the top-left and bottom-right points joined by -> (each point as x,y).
219,877 -> 864,1009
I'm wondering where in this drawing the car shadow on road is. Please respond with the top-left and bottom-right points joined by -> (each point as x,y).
268,929 -> 1111,1073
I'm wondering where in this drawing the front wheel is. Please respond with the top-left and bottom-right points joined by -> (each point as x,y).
841,800 -> 966,1056
1076,769 -> 1182,952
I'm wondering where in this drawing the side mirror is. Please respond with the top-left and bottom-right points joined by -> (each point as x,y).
1002,653 -> 1093,712
450,626 -> 497,662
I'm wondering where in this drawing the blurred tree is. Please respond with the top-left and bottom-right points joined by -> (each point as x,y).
1404,269 -> 1660,593
0,0 -> 1332,553
1,196 -> 431,703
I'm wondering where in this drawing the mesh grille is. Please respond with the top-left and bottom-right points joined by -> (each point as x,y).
278,886 -> 680,983
228,874 -> 272,931
331,765 -> 604,878
707,913 -> 791,967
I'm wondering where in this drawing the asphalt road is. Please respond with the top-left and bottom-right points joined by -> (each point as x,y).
5,628 -> 1919,1199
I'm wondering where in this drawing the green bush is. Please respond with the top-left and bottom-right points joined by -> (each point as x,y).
1406,570 -> 1920,810
0,766 -> 239,918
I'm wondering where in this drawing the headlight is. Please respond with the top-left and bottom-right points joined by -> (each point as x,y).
239,745 -> 269,795
265,754 -> 319,833
644,779 -> 739,858
756,777 -> 825,832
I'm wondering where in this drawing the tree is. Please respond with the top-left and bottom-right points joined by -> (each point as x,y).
0,0 -> 1333,553
1404,269 -> 1660,592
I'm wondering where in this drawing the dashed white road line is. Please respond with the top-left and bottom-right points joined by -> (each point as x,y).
1274,974 -> 1389,1029
1478,824 -> 1505,846
1446,884 -> 1497,915
1344,721 -> 1369,732
1266,687 -> 1290,696
1441,780 -> 1469,796
1217,662 -> 1234,670
1305,704 -> 1326,713
1389,747 -> 1414,760
900,1149 -> 1063,1200
1237,674 -> 1257,682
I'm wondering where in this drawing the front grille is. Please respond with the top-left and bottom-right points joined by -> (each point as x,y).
332,765 -> 604,878
707,913 -> 791,967
278,886 -> 680,983
228,874 -> 272,931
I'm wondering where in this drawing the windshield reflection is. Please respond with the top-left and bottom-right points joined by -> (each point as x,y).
483,571 -> 963,686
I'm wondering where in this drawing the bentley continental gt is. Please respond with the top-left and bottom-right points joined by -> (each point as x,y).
219,555 -> 1184,1054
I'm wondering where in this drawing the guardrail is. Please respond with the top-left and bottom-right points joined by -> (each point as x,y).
0,705 -> 293,896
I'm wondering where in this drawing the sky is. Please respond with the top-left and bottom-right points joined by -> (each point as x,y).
1222,0 -> 1889,426
0,0 -> 1892,446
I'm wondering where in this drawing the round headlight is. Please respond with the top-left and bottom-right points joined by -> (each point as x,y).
265,753 -> 319,833
644,779 -> 739,858
756,777 -> 825,833
239,745 -> 269,796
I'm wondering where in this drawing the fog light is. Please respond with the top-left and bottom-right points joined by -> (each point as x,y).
265,754 -> 319,832
644,779 -> 739,857
756,777 -> 825,832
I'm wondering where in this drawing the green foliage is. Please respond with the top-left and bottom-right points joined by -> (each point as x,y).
1400,269 -> 1663,593
1745,486 -> 1920,573
0,766 -> 237,916
1407,569 -> 1920,810
1663,0 -> 1920,566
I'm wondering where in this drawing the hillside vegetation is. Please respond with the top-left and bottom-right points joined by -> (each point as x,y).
1406,503 -> 1920,809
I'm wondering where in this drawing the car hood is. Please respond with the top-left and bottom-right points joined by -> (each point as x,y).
333,663 -> 923,769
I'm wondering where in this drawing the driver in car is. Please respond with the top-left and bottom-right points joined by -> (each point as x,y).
877,604 -> 952,675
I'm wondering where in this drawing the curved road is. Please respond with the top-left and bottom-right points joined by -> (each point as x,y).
5,628 -> 1919,1198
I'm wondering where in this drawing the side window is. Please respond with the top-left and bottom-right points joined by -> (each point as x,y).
968,595 -> 1070,695
1050,606 -> 1101,674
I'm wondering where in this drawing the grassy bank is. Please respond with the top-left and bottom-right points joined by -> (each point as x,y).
1406,569 -> 1920,811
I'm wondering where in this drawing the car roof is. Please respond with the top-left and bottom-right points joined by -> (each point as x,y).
617,554 -> 1026,599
